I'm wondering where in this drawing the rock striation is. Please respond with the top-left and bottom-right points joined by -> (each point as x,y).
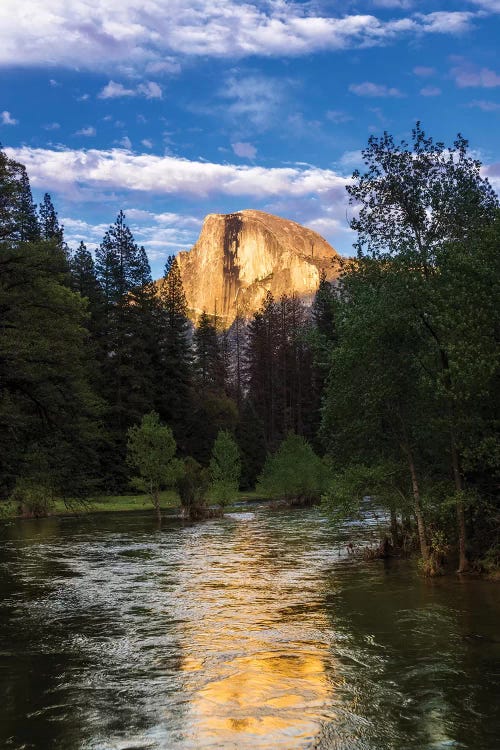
172,209 -> 341,326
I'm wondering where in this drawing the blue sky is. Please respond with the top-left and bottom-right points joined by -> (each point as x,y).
1,0 -> 499,277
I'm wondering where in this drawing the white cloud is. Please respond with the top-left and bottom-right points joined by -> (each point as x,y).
232,142 -> 257,159
0,1 -> 478,74
1,110 -> 18,125
62,211 -> 202,260
220,74 -> 286,132
75,125 -> 96,136
43,122 -> 61,130
339,150 -> 363,168
141,138 -> 153,148
349,81 -> 403,97
451,62 -> 500,88
99,79 -> 162,99
137,81 -> 162,99
468,1 -> 500,11
118,136 -> 132,148
98,81 -> 136,98
420,86 -> 442,96
5,145 -> 349,202
468,99 -> 500,111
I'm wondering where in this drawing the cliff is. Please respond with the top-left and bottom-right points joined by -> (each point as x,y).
172,209 -> 341,326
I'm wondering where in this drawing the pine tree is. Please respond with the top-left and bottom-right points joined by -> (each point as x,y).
193,310 -> 224,391
0,154 -> 101,499
39,193 -> 64,245
0,148 -> 39,244
95,212 -> 158,485
236,399 -> 267,489
155,255 -> 192,450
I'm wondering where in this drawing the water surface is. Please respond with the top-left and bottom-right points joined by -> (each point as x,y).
0,505 -> 499,749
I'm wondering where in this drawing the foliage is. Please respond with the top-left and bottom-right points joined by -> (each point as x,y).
177,457 -> 210,517
322,461 -> 412,524
126,411 -> 183,521
257,432 -> 328,503
9,478 -> 56,518
209,430 -> 241,507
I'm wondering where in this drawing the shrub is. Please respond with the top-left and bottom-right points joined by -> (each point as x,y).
10,478 -> 55,518
257,432 -> 329,503
177,457 -> 210,518
209,430 -> 241,508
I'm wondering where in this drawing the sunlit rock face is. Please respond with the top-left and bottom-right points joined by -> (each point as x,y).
175,209 -> 341,326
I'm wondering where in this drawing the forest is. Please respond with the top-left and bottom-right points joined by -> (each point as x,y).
1,124 -> 499,576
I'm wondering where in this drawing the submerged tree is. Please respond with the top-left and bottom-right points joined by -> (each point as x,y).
209,429 -> 241,507
126,411 -> 183,523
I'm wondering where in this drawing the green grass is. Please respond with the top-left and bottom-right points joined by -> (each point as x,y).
1,488 -> 265,520
52,490 -> 180,516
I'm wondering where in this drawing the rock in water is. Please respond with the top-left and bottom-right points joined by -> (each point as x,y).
174,209 -> 341,326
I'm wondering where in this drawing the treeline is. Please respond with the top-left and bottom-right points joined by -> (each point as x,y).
1,124 -> 499,573
0,145 -> 324,508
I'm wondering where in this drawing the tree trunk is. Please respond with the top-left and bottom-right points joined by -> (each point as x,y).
450,432 -> 469,573
401,441 -> 429,561
153,490 -> 162,525
390,507 -> 399,547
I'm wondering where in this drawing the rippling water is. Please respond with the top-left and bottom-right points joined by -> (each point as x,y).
0,504 -> 499,750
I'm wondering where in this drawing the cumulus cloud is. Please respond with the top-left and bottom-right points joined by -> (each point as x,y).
451,62 -> 500,88
75,125 -> 96,136
98,81 -> 136,98
232,142 -> 257,159
4,145 -> 349,202
349,81 -> 403,97
0,1 -> 478,74
98,80 -> 162,99
1,110 -> 18,125
61,211 -> 201,260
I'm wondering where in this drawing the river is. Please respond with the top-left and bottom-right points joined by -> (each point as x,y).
0,504 -> 499,750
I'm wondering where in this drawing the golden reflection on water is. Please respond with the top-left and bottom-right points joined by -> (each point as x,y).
177,515 -> 334,748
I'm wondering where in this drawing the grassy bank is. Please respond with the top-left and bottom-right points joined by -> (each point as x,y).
1,489 -> 263,520
53,490 -> 181,516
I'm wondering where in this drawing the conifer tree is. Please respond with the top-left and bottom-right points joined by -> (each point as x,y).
193,310 -> 224,391
95,212 -> 158,484
155,255 -> 192,449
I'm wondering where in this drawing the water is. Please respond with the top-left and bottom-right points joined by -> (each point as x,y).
0,505 -> 499,750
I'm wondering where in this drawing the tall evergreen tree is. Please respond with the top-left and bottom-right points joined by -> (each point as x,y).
38,193 -> 64,245
95,212 -> 158,485
0,154 -> 101,498
155,255 -> 192,450
193,310 -> 224,391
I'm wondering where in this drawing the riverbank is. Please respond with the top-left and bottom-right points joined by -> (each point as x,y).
1,489 -> 262,520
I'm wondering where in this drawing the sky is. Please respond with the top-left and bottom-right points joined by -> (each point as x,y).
1,0 -> 499,278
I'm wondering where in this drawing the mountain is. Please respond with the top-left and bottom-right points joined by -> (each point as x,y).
171,209 -> 341,326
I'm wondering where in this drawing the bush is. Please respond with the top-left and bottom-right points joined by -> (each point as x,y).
10,478 -> 55,518
257,432 -> 329,504
177,457 -> 210,518
209,430 -> 241,508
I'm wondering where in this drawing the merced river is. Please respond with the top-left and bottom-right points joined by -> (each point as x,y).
1,504 -> 499,749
